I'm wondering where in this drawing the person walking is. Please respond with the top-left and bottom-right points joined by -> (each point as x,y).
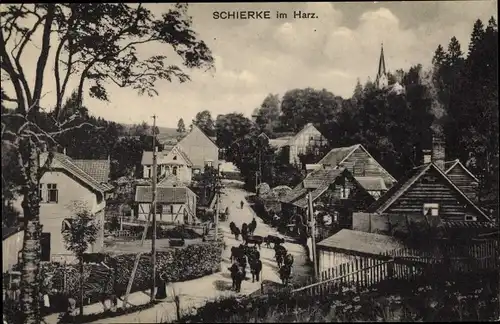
155,272 -> 168,300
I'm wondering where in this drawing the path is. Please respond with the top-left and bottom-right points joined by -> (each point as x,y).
43,180 -> 310,323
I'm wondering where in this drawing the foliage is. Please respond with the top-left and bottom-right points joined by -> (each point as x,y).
215,113 -> 257,151
146,225 -> 203,239
177,118 -> 186,133
1,3 -> 214,321
254,94 -> 281,136
177,272 -> 499,323
61,208 -> 99,258
192,110 -> 215,137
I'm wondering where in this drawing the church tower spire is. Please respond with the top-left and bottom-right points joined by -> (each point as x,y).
375,43 -> 388,89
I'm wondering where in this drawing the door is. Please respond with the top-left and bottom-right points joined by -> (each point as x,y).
41,232 -> 51,262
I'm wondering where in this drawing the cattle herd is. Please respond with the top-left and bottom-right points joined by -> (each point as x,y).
228,219 -> 294,292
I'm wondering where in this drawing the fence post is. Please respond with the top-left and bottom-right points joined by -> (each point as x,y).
387,260 -> 394,280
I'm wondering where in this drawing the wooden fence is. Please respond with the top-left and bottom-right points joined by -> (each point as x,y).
291,239 -> 499,297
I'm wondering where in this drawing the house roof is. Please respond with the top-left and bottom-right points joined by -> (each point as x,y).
303,168 -> 345,189
444,159 -> 480,183
72,159 -> 111,184
318,144 -> 359,167
135,186 -> 194,203
141,145 -> 193,166
367,163 -> 491,221
157,174 -> 189,187
269,137 -> 293,149
318,144 -> 396,183
355,176 -> 387,191
41,152 -> 113,193
280,185 -> 308,204
2,225 -> 22,240
292,185 -> 329,209
317,229 -> 404,256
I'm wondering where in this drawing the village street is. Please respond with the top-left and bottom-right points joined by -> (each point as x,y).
43,180 -> 310,324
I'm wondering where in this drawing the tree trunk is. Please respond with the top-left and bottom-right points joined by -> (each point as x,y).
79,257 -> 84,317
20,140 -> 42,324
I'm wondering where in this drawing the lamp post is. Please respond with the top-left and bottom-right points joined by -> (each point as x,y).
305,187 -> 319,280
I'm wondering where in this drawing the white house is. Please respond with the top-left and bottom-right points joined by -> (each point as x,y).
141,144 -> 193,184
11,152 -> 113,263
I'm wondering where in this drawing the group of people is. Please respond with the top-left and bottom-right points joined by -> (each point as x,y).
228,244 -> 263,292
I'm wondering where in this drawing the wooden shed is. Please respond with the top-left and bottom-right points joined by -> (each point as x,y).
316,229 -> 404,274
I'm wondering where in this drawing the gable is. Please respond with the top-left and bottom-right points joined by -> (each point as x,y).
445,160 -> 479,183
163,146 -> 193,166
369,164 -> 490,221
341,145 -> 396,186
290,124 -> 326,147
179,126 -> 218,150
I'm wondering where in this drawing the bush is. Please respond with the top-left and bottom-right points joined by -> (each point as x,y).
177,272 -> 499,323
34,242 -> 223,305
146,225 -> 203,239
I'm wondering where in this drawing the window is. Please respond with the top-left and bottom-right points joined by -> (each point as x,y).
47,184 -> 58,203
173,155 -> 177,160
464,215 -> 477,221
156,204 -> 163,214
340,187 -> 350,199
39,184 -> 44,201
423,203 -> 439,216
205,160 -> 213,168
172,166 -> 178,175
170,205 -> 174,214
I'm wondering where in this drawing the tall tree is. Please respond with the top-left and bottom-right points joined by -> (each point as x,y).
215,113 -> 256,151
0,4 -> 213,322
280,88 -> 340,132
255,94 -> 280,136
177,118 -> 186,133
192,110 -> 215,136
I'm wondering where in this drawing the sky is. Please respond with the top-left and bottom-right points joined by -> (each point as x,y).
2,1 -> 498,128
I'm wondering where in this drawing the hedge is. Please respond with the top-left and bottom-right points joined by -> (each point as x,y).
38,242 -> 224,302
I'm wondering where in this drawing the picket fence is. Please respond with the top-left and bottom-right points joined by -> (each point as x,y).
291,239 -> 499,297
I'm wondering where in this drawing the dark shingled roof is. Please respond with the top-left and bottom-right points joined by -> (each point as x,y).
355,176 -> 387,191
41,153 -> 113,193
317,229 -> 404,256
280,186 -> 308,204
303,168 -> 345,189
72,160 -> 111,184
135,186 -> 194,203
292,185 -> 329,209
318,144 -> 359,167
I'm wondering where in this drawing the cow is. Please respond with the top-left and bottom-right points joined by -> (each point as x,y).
279,263 -> 292,286
248,258 -> 263,283
265,235 -> 285,248
244,245 -> 260,261
244,235 -> 264,250
274,245 -> 287,269
229,222 -> 241,240
230,246 -> 245,263
228,262 -> 245,292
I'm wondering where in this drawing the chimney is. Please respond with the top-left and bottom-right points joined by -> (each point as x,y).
422,149 -> 432,164
431,134 -> 445,170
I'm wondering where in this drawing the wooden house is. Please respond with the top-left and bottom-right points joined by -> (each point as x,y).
280,168 -> 376,240
443,158 -> 480,203
269,123 -> 328,166
135,185 -> 197,224
317,144 -> 397,191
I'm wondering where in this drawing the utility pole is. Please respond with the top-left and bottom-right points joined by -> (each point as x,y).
308,191 -> 318,280
215,164 -> 221,241
151,115 -> 158,302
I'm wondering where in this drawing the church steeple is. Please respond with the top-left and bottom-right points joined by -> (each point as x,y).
375,43 -> 388,89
